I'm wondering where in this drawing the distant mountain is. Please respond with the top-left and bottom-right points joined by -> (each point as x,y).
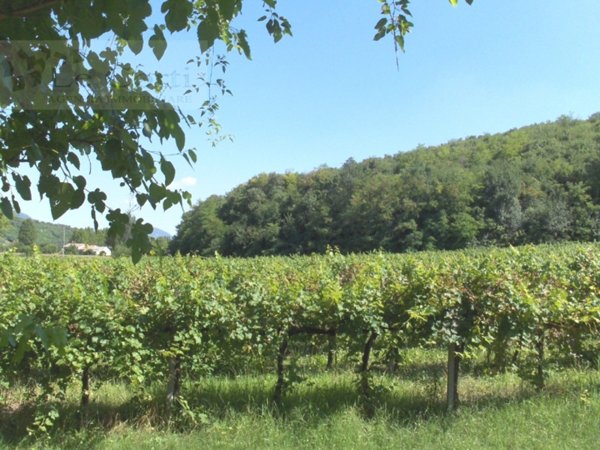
151,228 -> 171,239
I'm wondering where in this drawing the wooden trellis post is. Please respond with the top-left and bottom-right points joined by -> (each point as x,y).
447,343 -> 460,411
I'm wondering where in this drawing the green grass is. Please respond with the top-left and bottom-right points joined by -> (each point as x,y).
2,351 -> 599,449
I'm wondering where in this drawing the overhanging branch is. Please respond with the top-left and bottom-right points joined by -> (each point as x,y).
0,0 -> 62,20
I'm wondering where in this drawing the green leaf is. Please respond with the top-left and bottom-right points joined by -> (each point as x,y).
91,206 -> 99,230
149,182 -> 167,203
35,326 -> 49,349
50,183 -> 76,220
128,39 -> 143,54
1,197 -> 13,219
374,18 -> 387,29
163,0 -> 193,32
72,188 -> 86,209
161,158 -> 176,186
12,174 -> 32,201
266,18 -> 284,42
88,189 -> 107,213
219,0 -> 239,21
237,30 -> 251,59
395,34 -> 405,52
67,152 -> 81,170
173,126 -> 186,151
149,25 -> 168,60
136,193 -> 149,207
73,175 -> 86,190
48,327 -> 68,349
11,196 -> 20,214
13,338 -> 30,364
198,17 -> 220,53
104,139 -> 122,160
128,219 -> 154,263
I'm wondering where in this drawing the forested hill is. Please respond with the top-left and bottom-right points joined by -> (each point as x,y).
170,114 -> 600,256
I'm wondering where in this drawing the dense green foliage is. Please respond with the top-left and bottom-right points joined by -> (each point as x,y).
0,0 -> 459,260
1,243 -> 598,431
17,219 -> 37,246
0,215 -> 74,251
171,114 -> 600,256
69,228 -> 108,246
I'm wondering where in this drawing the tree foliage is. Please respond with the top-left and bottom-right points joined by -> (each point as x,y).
17,217 -> 37,245
0,212 -> 7,232
171,114 -> 600,256
0,0 -> 473,261
69,227 -> 107,246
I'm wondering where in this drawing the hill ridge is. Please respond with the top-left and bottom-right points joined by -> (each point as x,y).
170,113 -> 600,256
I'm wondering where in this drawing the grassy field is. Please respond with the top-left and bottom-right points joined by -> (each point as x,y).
2,349 -> 599,449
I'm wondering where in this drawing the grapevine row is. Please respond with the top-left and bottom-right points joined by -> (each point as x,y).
0,243 -> 599,427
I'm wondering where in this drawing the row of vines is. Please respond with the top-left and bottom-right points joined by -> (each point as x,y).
1,243 -> 599,429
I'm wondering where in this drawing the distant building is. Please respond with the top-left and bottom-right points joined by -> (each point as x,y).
63,243 -> 112,256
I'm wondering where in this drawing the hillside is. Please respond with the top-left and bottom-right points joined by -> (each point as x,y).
0,216 -> 170,253
171,114 -> 600,256
0,216 -> 75,251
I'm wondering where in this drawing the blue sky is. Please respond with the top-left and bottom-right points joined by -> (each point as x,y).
23,0 -> 600,234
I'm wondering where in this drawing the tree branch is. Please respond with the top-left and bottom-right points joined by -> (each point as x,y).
0,0 -> 62,20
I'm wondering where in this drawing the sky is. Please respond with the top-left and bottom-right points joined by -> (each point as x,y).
20,0 -> 600,235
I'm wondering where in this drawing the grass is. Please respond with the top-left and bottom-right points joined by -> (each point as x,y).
1,349 -> 599,449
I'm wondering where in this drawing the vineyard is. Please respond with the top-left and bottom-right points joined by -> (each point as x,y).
1,243 -> 599,435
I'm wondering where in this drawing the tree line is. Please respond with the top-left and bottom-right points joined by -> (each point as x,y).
170,114 -> 600,256
0,216 -> 168,256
